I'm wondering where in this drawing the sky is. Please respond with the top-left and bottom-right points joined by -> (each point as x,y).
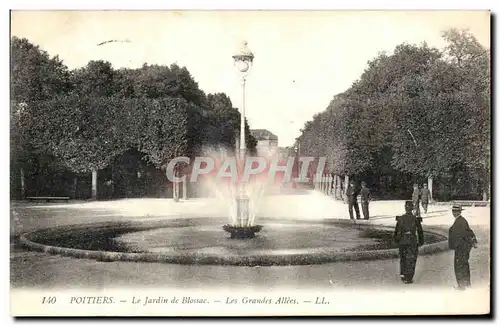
10,10 -> 490,146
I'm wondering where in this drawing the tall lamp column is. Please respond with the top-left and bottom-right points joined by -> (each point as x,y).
232,41 -> 254,227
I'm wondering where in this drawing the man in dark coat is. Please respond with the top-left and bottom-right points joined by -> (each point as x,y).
420,183 -> 431,214
394,201 -> 425,284
449,204 -> 478,290
360,181 -> 371,220
346,181 -> 360,220
412,183 -> 421,217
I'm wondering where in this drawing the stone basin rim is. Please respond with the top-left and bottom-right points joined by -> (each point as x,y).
18,218 -> 450,266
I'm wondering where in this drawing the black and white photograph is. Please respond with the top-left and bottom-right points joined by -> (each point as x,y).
8,9 -> 491,316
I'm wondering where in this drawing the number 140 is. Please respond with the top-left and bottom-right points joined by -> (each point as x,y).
42,296 -> 57,304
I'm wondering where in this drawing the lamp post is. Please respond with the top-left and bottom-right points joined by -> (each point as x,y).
232,41 -> 254,160
222,40 -> 262,238
233,41 -> 254,228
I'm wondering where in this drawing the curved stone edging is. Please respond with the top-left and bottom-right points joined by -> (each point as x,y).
18,219 -> 451,266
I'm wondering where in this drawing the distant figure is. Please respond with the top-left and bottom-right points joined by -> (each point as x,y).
360,181 -> 371,220
412,184 -> 421,217
346,181 -> 360,220
420,183 -> 431,214
394,201 -> 424,284
449,204 -> 478,290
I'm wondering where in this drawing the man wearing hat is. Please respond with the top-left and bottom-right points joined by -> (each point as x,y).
394,201 -> 425,284
420,183 -> 431,214
449,204 -> 478,290
346,180 -> 360,220
412,183 -> 421,218
360,181 -> 371,220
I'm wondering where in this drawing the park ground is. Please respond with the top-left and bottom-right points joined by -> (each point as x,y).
9,189 -> 491,315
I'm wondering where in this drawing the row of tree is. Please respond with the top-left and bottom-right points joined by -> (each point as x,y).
10,36 -> 257,200
295,29 -> 490,200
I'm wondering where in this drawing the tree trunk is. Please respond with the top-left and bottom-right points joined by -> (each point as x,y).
336,175 -> 342,199
326,175 -> 330,194
344,175 -> 349,201
182,175 -> 187,200
20,167 -> 26,200
173,167 -> 179,202
333,175 -> 337,198
173,181 -> 179,202
91,168 -> 98,200
73,176 -> 78,199
111,165 -> 115,199
327,174 -> 333,196
428,176 -> 433,203
326,175 -> 331,195
337,175 -> 341,199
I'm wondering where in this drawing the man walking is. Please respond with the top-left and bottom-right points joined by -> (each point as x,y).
360,181 -> 371,220
394,201 -> 425,284
412,183 -> 421,217
420,183 -> 431,214
346,180 -> 360,220
449,204 -> 478,290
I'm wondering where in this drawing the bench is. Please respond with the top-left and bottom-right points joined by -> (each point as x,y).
26,196 -> 70,203
453,200 -> 490,207
433,200 -> 490,207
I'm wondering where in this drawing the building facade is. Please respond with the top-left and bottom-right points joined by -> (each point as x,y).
250,129 -> 279,156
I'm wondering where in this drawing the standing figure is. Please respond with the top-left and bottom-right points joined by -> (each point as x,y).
394,201 -> 425,284
448,204 -> 478,290
346,181 -> 360,220
360,181 -> 371,220
420,183 -> 431,214
412,184 -> 421,217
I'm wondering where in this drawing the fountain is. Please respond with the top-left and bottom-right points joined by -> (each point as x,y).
202,149 -> 267,239
222,162 -> 266,239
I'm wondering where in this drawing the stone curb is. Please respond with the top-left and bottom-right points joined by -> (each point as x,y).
18,219 -> 450,267
432,201 -> 490,207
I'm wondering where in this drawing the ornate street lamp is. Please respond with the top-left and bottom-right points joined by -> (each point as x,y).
223,41 -> 262,239
232,41 -> 254,160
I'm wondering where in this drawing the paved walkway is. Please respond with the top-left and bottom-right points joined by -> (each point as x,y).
10,190 -> 491,314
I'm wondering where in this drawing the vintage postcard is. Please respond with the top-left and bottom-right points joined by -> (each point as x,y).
9,9 -> 491,317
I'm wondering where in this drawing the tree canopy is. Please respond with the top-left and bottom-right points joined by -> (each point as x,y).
11,36 -> 257,189
295,29 -> 490,198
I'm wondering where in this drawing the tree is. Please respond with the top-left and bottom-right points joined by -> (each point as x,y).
204,93 -> 256,153
71,60 -> 117,97
296,30 -> 490,200
10,101 -> 30,198
11,37 -> 72,103
206,93 -> 237,149
441,29 -> 491,199
135,97 -> 191,167
11,37 -> 262,200
10,37 -> 73,198
26,95 -> 126,199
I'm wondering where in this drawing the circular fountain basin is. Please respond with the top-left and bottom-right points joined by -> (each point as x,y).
19,217 -> 449,266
